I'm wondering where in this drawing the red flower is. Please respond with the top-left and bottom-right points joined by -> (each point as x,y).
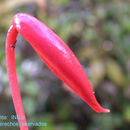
6,13 -> 110,130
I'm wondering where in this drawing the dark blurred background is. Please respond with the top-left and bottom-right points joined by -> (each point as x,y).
0,0 -> 130,130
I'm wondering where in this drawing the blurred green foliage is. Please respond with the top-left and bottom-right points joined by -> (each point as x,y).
0,0 -> 130,130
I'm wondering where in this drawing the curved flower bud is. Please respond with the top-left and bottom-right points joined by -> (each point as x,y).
6,13 -> 110,130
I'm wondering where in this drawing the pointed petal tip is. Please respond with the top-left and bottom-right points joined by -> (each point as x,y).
95,107 -> 110,113
99,108 -> 110,113
103,108 -> 110,113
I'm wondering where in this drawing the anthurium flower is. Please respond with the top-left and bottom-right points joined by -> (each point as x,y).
6,13 -> 110,130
